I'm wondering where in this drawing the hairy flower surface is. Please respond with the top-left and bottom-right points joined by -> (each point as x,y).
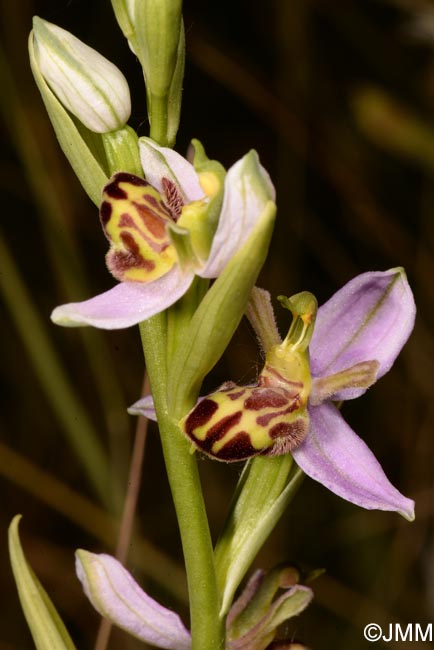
52,140 -> 275,329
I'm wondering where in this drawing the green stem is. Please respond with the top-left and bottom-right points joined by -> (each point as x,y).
149,93 -> 169,147
139,315 -> 225,650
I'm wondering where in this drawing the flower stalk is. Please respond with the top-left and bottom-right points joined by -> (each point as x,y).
139,312 -> 225,649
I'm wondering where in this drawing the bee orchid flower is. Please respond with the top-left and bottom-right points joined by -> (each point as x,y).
131,268 -> 416,519
51,139 -> 275,329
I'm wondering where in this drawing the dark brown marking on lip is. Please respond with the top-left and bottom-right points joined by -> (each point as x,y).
244,388 -> 289,411
256,399 -> 301,427
118,212 -> 135,228
132,201 -> 168,239
105,183 -> 127,200
184,399 -> 218,437
141,193 -> 173,220
259,366 -> 303,391
227,389 -> 247,401
100,201 -> 112,228
216,432 -> 259,461
199,411 -> 242,453
264,418 -> 309,455
112,172 -> 148,187
106,237 -> 156,278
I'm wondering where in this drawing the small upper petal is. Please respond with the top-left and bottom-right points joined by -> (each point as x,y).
200,151 -> 276,279
310,268 -> 415,399
292,402 -> 415,520
76,551 -> 191,650
139,137 -> 204,202
51,267 -> 194,329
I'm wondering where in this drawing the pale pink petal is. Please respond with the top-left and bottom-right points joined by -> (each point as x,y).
200,151 -> 276,278
51,267 -> 194,329
310,269 -> 415,401
128,395 -> 157,420
139,137 -> 203,202
76,551 -> 191,650
292,403 -> 415,520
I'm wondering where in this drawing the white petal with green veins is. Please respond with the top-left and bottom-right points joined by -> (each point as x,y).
33,17 -> 131,133
29,29 -> 108,205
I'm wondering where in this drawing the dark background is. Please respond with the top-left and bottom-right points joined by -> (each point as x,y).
0,1 -> 433,648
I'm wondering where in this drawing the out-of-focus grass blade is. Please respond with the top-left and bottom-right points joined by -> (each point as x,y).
1,443 -> 188,604
0,42 -> 131,506
0,232 -> 114,507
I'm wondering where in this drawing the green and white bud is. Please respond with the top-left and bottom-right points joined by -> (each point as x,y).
132,0 -> 183,99
32,16 -> 131,133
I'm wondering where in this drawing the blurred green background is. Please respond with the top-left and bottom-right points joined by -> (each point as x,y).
0,0 -> 432,648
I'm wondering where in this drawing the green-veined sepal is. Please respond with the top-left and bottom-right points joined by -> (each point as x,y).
29,30 -> 108,205
32,17 -> 131,133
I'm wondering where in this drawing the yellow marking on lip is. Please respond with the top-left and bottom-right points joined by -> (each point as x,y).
102,174 -> 178,282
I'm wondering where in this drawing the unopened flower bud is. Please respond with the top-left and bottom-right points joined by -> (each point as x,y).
132,0 -> 183,99
113,0 -> 184,145
32,16 -> 131,133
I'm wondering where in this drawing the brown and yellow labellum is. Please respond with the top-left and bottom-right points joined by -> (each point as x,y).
181,291 -> 316,462
181,379 -> 309,462
100,172 -> 180,283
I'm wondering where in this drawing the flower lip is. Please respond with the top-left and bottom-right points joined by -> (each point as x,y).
100,172 -> 178,284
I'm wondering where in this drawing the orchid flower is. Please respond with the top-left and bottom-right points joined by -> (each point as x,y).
51,139 -> 275,329
131,268 -> 415,519
76,550 -> 312,650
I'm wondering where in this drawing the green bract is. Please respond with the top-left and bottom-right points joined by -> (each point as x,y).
8,516 -> 76,650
